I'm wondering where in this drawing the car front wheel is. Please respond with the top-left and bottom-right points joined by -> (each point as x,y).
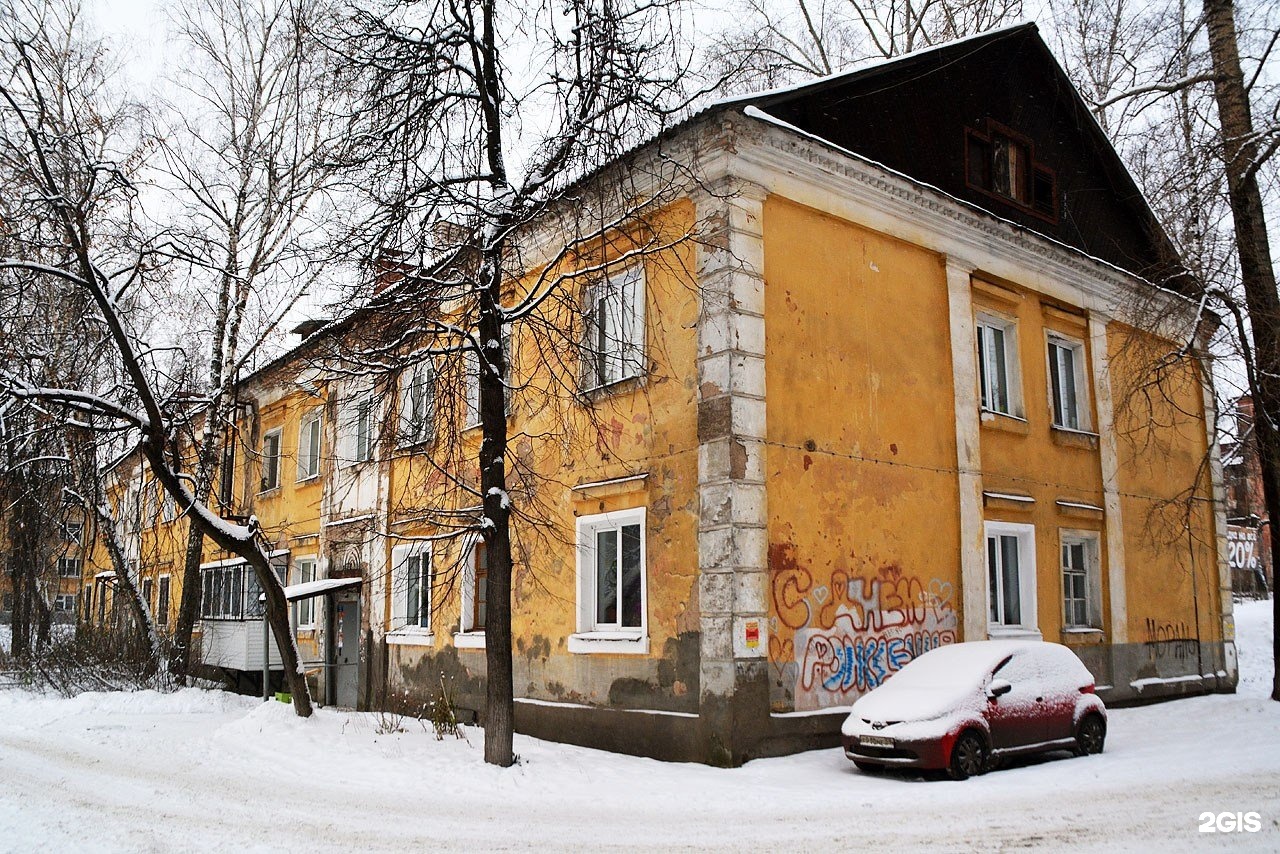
1075,714 -> 1106,756
947,731 -> 987,780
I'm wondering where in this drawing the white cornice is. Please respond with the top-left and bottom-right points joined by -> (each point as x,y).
728,114 -> 1192,325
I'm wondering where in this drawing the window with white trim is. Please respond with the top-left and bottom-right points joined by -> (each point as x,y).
1047,334 -> 1090,431
583,265 -> 645,389
66,521 -> 83,544
293,557 -> 317,628
340,393 -> 375,465
458,539 -> 487,639
57,557 -> 81,578
399,363 -> 435,445
976,312 -> 1021,417
54,594 -> 75,612
571,507 -> 647,653
298,409 -> 322,480
985,521 -> 1038,634
390,543 -> 431,636
260,428 -> 282,491
1061,531 -> 1102,629
142,577 -> 154,609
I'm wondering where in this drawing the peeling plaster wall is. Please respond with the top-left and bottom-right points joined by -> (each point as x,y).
762,198 -> 964,713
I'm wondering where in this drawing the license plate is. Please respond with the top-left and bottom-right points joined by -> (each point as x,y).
860,735 -> 895,749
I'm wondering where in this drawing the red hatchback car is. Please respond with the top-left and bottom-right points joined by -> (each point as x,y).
841,640 -> 1107,779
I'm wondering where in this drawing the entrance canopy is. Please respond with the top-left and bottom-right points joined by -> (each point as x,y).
259,576 -> 362,603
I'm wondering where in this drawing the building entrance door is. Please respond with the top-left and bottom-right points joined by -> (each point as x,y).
328,590 -> 360,708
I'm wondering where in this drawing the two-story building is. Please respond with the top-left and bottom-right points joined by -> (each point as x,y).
80,24 -> 1237,765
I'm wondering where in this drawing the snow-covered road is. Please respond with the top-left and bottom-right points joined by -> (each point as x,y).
1,601 -> 1276,852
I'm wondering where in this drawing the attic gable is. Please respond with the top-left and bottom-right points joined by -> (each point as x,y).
734,24 -> 1187,289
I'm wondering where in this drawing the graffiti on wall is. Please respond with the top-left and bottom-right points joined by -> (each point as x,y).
769,545 -> 958,711
1144,618 -> 1198,662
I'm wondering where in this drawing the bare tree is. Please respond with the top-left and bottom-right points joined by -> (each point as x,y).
325,0 -> 706,766
705,0 -> 1024,91
0,0 -> 314,714
154,0 -> 344,682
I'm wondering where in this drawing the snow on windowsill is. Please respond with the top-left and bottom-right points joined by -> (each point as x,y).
568,631 -> 649,655
987,626 -> 1043,641
387,631 -> 434,647
453,631 -> 486,649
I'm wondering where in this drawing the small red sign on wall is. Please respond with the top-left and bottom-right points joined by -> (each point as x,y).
745,620 -> 760,649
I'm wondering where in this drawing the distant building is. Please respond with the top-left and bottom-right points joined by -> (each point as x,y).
1220,395 -> 1272,597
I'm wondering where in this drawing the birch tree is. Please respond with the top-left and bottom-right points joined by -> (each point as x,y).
327,0 -> 704,766
0,0 -> 314,714
155,0 -> 344,681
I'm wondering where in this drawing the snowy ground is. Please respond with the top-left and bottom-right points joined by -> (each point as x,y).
1,603 -> 1277,852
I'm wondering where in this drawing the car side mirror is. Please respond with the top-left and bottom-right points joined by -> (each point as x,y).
987,678 -> 1012,699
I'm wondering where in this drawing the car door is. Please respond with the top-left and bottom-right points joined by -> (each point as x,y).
986,652 -> 1049,749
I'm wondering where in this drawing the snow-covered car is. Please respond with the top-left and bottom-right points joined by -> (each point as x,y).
840,640 -> 1106,780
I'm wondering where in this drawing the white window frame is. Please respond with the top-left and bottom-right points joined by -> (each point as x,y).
1060,530 -> 1103,630
464,350 -> 481,429
141,577 -> 154,608
975,311 -> 1023,418
455,536 -> 487,649
399,362 -> 436,446
570,507 -> 648,654
387,542 -> 432,645
984,520 -> 1039,638
1046,333 -> 1091,432
582,265 -> 646,391
259,428 -> 282,492
57,557 -> 82,578
53,594 -> 75,612
297,409 -> 322,481
340,392 -> 376,466
66,521 -> 83,544
293,556 -> 318,629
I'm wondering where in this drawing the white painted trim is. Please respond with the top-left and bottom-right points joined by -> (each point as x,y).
984,520 -> 1038,635
453,631 -> 486,649
1056,500 -> 1104,512
1059,529 -> 1104,630
984,491 -> 1035,503
323,513 -> 377,528
571,473 -> 650,491
1088,313 -> 1128,644
574,506 -> 648,640
386,631 -> 434,647
975,309 -> 1024,419
1045,329 -> 1092,431
292,554 -> 319,630
567,632 -> 650,655
946,258 -> 986,644
513,696 -> 697,717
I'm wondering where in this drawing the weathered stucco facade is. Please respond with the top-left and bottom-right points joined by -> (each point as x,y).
75,25 -> 1237,765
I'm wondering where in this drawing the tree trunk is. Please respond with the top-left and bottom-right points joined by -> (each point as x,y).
169,523 -> 206,679
1203,0 -> 1280,701
480,248 -> 515,767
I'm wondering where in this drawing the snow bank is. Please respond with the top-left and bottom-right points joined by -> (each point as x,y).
1234,598 -> 1274,699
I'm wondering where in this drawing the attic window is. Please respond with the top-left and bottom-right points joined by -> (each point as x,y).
966,122 -> 1056,221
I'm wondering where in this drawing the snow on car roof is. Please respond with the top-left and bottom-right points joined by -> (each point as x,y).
888,640 -> 1047,688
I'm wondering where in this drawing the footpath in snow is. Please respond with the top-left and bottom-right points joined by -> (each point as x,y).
0,600 -> 1276,852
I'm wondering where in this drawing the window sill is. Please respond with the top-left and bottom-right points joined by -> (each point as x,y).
979,409 -> 1030,435
387,631 -> 434,647
1061,627 -> 1104,644
257,486 -> 281,498
453,631 -> 486,650
568,631 -> 649,655
987,626 -> 1043,641
1050,426 -> 1099,450
579,373 -> 647,403
295,474 -> 321,485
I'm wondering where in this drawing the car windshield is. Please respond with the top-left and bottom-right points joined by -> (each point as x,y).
882,644 -> 1010,691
